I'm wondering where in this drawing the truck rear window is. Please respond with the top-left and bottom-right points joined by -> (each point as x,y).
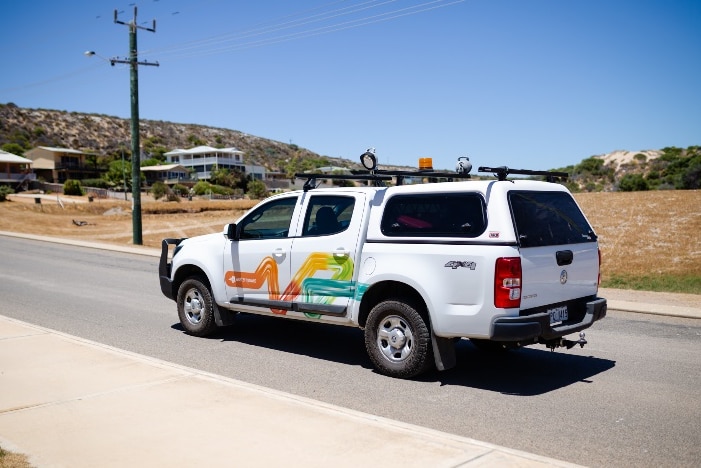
509,191 -> 596,247
381,193 -> 487,237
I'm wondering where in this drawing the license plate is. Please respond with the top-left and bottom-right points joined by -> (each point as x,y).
548,306 -> 569,324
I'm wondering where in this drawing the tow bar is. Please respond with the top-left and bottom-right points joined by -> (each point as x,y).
546,332 -> 587,351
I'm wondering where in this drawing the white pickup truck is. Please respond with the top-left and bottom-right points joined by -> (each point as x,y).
159,155 -> 606,378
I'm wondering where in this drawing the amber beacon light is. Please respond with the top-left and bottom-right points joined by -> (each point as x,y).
418,157 -> 433,170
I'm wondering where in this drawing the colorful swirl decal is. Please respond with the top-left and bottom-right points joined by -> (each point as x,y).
225,252 -> 358,316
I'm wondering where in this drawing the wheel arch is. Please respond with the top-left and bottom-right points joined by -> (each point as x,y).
358,281 -> 429,329
173,264 -> 210,295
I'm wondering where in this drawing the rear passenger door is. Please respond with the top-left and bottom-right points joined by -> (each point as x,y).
287,193 -> 366,318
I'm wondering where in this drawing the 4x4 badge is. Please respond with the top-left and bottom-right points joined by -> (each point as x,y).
445,261 -> 476,270
560,269 -> 568,284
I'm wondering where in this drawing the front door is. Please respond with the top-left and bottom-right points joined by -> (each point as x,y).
223,195 -> 299,314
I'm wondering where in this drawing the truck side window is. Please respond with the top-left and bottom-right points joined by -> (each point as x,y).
380,193 -> 487,237
302,196 -> 355,237
238,196 -> 298,240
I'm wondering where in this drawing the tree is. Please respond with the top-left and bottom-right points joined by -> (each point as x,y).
681,163 -> 701,189
102,159 -> 141,190
210,167 -> 241,188
1,143 -> 25,156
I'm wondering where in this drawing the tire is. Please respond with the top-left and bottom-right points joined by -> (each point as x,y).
364,299 -> 433,379
177,277 -> 218,337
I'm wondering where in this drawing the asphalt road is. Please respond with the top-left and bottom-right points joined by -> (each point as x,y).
1,236 -> 699,467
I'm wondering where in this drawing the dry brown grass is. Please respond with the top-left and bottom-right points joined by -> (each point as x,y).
0,446 -> 32,468
0,196 -> 258,249
1,190 -> 699,290
574,191 -> 701,280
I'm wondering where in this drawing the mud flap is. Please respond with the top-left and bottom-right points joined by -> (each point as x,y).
432,333 -> 456,371
213,303 -> 237,327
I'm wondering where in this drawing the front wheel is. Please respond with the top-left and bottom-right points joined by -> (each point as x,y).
177,277 -> 218,337
364,299 -> 432,379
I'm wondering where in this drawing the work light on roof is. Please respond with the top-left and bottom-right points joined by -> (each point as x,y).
360,148 -> 377,171
456,156 -> 472,175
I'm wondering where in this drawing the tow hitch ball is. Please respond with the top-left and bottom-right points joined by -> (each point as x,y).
548,332 -> 587,351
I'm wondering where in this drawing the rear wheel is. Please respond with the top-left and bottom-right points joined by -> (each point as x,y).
177,277 -> 218,337
364,299 -> 432,379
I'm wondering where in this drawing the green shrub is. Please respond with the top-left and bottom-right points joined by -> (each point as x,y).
192,181 -> 234,196
81,178 -> 110,189
63,179 -> 84,196
0,185 -> 14,202
618,174 -> 649,192
246,179 -> 268,199
150,181 -> 167,200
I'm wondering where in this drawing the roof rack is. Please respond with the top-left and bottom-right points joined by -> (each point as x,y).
294,165 -> 567,191
295,172 -> 392,191
478,166 -> 569,182
295,169 -> 472,191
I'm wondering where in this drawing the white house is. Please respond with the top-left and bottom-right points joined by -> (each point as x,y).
164,146 -> 265,182
0,150 -> 35,185
140,164 -> 190,186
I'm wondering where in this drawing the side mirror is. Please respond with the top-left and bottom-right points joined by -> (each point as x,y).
225,223 -> 238,241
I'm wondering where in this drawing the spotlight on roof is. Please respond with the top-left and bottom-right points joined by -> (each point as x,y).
456,156 -> 472,175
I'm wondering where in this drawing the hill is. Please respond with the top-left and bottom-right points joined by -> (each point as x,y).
0,103 -> 358,175
555,147 -> 701,192
1,103 -> 698,190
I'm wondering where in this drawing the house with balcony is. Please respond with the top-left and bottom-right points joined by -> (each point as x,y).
140,164 -> 190,187
24,146 -> 100,183
0,149 -> 36,189
164,146 -> 265,182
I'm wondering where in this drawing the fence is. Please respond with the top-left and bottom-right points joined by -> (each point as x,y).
38,182 -> 132,200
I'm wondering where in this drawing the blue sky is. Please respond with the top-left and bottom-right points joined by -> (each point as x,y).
1,0 -> 699,171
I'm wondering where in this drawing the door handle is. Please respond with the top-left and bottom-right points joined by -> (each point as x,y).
333,248 -> 350,258
556,250 -> 573,266
272,248 -> 287,258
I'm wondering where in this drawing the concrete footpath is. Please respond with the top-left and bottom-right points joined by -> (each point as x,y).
0,316 -> 584,468
0,232 -> 699,467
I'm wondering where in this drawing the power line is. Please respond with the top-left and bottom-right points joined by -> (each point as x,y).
1,1 -> 464,100
144,0 -> 464,62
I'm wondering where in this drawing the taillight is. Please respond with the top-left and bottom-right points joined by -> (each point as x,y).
597,248 -> 602,290
494,257 -> 522,308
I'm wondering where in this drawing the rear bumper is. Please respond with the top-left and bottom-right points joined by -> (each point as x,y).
491,297 -> 607,342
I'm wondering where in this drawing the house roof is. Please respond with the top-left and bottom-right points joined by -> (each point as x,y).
36,146 -> 88,155
164,145 -> 243,156
0,150 -> 33,164
140,164 -> 188,173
